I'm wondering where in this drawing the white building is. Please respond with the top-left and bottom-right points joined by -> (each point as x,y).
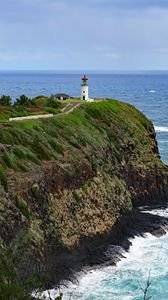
81,75 -> 94,102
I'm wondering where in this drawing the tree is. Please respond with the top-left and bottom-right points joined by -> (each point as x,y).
0,95 -> 12,106
0,245 -> 63,300
47,96 -> 61,109
0,246 -> 30,300
139,272 -> 152,300
15,95 -> 31,107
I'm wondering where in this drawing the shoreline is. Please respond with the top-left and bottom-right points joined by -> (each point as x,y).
45,206 -> 168,290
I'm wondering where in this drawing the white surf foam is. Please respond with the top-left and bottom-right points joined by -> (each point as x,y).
155,126 -> 168,132
39,209 -> 168,299
149,90 -> 156,93
142,207 -> 168,218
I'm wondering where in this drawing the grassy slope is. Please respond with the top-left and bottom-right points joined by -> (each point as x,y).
0,106 -> 60,121
0,99 -> 157,191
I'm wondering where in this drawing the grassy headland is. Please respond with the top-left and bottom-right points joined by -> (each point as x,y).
0,99 -> 155,188
0,98 -> 168,294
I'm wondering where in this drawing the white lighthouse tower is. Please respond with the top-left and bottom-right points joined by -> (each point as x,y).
81,75 -> 94,102
81,75 -> 89,101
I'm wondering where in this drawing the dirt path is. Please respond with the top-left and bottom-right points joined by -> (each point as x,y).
62,102 -> 82,114
9,102 -> 82,122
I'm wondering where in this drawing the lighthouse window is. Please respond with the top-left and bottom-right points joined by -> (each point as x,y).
83,91 -> 85,93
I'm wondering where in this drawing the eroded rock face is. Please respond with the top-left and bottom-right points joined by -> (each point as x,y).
0,100 -> 168,284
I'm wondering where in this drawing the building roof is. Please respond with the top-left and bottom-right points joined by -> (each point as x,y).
82,75 -> 88,81
54,93 -> 70,98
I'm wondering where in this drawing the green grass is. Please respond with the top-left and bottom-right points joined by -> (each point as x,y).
0,99 -> 62,121
0,100 -> 156,189
0,168 -> 8,191
15,195 -> 31,220
0,114 -> 10,121
58,98 -> 86,104
32,96 -> 49,106
43,107 -> 59,114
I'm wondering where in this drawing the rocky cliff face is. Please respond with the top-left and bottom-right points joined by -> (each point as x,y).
0,100 -> 168,284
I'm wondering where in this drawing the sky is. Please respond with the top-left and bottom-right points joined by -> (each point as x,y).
0,0 -> 168,71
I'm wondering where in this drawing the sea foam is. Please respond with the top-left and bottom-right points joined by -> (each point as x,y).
155,126 -> 168,132
40,212 -> 168,299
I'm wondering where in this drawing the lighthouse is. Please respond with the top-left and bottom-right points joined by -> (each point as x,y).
81,75 -> 94,102
81,75 -> 89,101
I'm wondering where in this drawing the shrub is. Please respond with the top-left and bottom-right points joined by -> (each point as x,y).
48,139 -> 64,154
16,162 -> 28,172
47,97 -> 61,109
0,245 -> 61,300
0,168 -> 8,191
26,151 -> 41,165
15,196 -> 30,220
73,191 -> 81,204
31,183 -> 41,200
15,95 -> 31,107
0,95 -> 12,106
2,152 -> 17,170
82,184 -> 88,193
29,138 -> 50,160
13,146 -> 41,166
13,147 -> 26,159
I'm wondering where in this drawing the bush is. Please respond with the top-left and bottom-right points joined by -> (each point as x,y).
82,184 -> 88,193
48,139 -> 64,154
31,183 -> 41,200
14,95 -> 32,107
13,146 -> 41,165
2,152 -> 17,170
0,168 -> 8,191
0,95 -> 12,106
1,151 -> 28,172
0,245 -> 63,300
31,140 -> 52,160
13,147 -> 26,159
47,97 -> 61,109
73,191 -> 81,204
15,195 -> 30,220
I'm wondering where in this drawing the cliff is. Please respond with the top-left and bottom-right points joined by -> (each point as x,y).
0,100 -> 168,284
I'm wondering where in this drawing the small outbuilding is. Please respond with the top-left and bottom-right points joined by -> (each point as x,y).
54,93 -> 70,101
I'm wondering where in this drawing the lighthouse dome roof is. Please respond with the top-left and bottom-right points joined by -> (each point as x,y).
82,75 -> 88,81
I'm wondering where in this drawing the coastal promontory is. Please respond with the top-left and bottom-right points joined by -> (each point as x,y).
0,99 -> 168,286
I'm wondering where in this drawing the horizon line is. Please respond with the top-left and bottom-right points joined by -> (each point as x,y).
0,69 -> 168,74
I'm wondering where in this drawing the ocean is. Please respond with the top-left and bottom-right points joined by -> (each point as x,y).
1,71 -> 168,299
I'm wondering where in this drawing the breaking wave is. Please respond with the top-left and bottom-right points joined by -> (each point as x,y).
155,126 -> 168,133
41,208 -> 168,300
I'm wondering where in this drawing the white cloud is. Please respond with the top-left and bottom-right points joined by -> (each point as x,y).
0,0 -> 168,69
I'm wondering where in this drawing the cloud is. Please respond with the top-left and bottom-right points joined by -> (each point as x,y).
0,0 -> 168,70
52,0 -> 168,10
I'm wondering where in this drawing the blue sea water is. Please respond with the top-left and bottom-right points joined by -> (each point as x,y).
1,71 -> 168,299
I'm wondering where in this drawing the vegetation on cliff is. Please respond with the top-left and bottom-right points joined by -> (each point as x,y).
0,99 -> 168,293
0,95 -> 63,121
0,100 -> 158,180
